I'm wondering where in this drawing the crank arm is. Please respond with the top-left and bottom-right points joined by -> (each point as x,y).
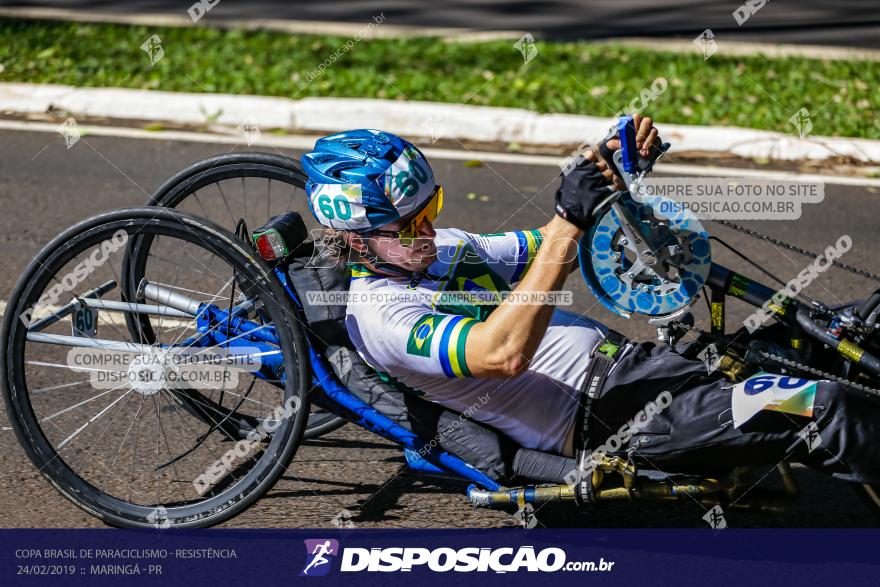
611,201 -> 647,252
611,201 -> 674,283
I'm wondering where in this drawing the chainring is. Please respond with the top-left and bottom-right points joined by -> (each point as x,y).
579,193 -> 712,318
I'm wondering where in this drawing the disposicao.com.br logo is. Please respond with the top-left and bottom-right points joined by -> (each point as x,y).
301,542 -> 615,574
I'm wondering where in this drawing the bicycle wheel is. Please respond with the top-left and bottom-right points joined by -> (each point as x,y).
853,483 -> 880,520
2,208 -> 309,528
141,152 -> 346,440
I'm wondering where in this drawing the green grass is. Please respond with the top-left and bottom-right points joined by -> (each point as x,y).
1,18 -> 878,139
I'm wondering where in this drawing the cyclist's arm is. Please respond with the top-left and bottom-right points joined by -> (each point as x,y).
533,223 -> 579,275
464,215 -> 582,378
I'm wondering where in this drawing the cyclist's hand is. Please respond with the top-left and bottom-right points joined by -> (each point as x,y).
598,114 -> 663,174
554,157 -> 612,231
595,155 -> 625,191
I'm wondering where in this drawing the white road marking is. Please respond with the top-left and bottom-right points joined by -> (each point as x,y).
2,118 -> 879,188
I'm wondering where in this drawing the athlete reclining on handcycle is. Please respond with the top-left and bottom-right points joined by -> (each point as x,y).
300,115 -> 880,483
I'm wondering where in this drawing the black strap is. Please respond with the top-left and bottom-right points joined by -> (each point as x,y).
573,329 -> 627,504
678,329 -> 750,364
577,330 -> 627,447
678,331 -> 719,361
597,127 -> 621,180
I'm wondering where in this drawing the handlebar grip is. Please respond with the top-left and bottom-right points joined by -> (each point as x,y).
617,115 -> 639,174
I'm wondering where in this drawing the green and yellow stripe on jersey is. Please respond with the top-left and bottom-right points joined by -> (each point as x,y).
511,229 -> 543,282
437,314 -> 478,378
349,263 -> 378,280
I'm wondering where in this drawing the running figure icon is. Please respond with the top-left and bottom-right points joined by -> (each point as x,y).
301,540 -> 338,576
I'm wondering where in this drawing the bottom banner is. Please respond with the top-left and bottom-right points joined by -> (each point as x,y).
2,528 -> 877,586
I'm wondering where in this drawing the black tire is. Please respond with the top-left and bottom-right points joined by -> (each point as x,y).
148,152 -> 308,210
302,410 -> 349,439
853,483 -> 880,520
140,152 -> 346,440
1,208 -> 310,528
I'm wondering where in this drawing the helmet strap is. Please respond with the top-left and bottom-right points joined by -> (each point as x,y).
357,252 -> 425,281
344,232 -> 429,282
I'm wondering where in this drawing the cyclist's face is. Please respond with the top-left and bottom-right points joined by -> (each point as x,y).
365,216 -> 437,271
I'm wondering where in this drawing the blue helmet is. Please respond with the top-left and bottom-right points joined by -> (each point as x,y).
301,129 -> 436,232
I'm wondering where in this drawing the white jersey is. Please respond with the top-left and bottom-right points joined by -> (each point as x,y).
344,228 -> 608,453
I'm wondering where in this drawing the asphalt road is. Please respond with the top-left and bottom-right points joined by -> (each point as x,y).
1,126 -> 879,528
6,0 -> 880,47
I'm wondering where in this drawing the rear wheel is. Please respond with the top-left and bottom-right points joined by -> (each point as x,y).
852,484 -> 880,521
1,208 -> 309,528
140,152 -> 346,440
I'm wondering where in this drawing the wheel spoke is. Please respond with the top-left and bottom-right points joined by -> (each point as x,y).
241,176 -> 248,220
31,380 -> 92,394
57,389 -> 134,449
41,387 -> 117,423
8,165 -> 309,525
216,181 -> 236,225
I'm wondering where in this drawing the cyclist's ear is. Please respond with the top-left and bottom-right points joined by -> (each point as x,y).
345,232 -> 369,254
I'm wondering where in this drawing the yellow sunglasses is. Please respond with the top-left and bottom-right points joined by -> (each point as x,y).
370,186 -> 444,246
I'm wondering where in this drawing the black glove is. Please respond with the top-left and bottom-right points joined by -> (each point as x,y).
554,159 -> 612,231
597,132 -> 622,180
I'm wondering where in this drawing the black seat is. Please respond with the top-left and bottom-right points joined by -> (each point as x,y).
286,244 -> 516,481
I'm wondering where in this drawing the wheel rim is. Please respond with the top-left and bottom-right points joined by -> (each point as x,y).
2,210 -> 308,526
135,155 -> 346,439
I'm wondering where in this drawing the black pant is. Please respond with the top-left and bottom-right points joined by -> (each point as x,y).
590,341 -> 880,484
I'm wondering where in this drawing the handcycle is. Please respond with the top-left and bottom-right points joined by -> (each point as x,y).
3,117 -> 880,528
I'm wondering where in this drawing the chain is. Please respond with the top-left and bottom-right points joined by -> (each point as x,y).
704,219 -> 880,394
661,305 -> 880,398
711,219 -> 880,282
755,349 -> 880,400
624,201 -> 880,394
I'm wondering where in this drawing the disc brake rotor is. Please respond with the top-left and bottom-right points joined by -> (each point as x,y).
579,194 -> 712,318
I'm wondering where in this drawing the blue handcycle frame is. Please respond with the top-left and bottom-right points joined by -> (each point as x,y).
171,251 -> 880,501
172,266 -> 503,493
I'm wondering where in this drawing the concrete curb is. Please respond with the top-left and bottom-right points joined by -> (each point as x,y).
3,82 -> 879,165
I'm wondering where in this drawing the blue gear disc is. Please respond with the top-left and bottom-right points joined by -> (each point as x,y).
579,193 -> 712,318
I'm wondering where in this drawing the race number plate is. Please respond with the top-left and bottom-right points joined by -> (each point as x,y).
72,305 -> 98,338
731,372 -> 818,428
